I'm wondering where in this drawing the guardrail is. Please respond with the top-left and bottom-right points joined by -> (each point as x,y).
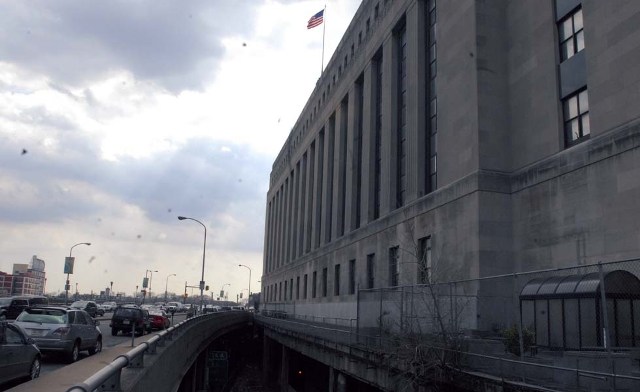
65,313 -> 202,392
257,314 -> 640,392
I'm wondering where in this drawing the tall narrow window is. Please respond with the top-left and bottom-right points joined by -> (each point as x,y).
349,259 -> 356,294
564,89 -> 590,146
559,7 -> 584,62
338,96 -> 348,237
292,161 -> 301,258
373,51 -> 383,219
284,280 -> 288,301
304,274 -> 308,299
279,282 -> 282,301
315,130 -> 324,248
296,276 -> 300,300
389,246 -> 399,287
426,0 -> 438,192
312,272 -> 317,298
353,76 -> 364,230
290,278 -> 293,300
305,142 -> 315,253
325,115 -> 336,243
366,254 -> 375,289
298,154 -> 307,257
417,236 -> 432,284
396,23 -> 407,208
334,264 -> 341,296
322,268 -> 328,297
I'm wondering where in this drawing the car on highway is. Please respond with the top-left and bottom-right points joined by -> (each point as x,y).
13,307 -> 102,363
69,300 -> 99,318
0,321 -> 41,386
0,296 -> 49,320
148,309 -> 170,330
100,301 -> 117,312
110,305 -> 151,336
166,301 -> 181,313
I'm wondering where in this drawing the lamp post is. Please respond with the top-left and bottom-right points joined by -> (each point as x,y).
238,264 -> 252,297
143,269 -> 157,304
165,273 -> 176,302
178,216 -> 207,312
66,242 -> 91,305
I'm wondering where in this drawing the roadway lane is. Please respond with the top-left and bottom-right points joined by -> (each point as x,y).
39,312 -> 187,376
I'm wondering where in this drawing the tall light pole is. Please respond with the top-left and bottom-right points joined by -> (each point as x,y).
178,216 -> 207,312
66,242 -> 91,305
165,273 -> 176,302
143,269 -> 157,304
238,264 -> 252,297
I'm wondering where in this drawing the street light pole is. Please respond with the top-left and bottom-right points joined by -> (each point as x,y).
66,242 -> 91,305
143,269 -> 157,304
178,216 -> 207,312
238,264 -> 252,299
165,273 -> 176,302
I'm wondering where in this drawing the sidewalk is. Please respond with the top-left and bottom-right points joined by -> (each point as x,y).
8,335 -> 155,392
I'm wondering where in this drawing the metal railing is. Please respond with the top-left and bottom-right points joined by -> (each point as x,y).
258,312 -> 640,392
66,313 -> 204,392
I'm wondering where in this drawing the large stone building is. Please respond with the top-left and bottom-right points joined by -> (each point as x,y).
261,0 -> 640,332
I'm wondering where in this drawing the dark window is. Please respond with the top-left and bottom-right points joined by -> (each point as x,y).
322,268 -> 328,297
389,246 -> 399,286
426,0 -> 437,193
559,7 -> 584,62
349,259 -> 356,294
396,24 -> 407,208
373,52 -> 383,219
564,89 -> 590,147
338,96 -> 348,237
290,278 -> 293,300
312,271 -> 317,298
279,282 -> 282,301
284,280 -> 288,301
367,254 -> 375,289
417,236 -> 432,284
353,76 -> 364,230
334,264 -> 341,296
296,276 -> 300,300
304,274 -> 308,299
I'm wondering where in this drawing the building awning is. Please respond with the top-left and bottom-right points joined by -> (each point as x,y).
520,270 -> 640,300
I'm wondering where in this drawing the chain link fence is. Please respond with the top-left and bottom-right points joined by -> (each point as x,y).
357,258 -> 640,391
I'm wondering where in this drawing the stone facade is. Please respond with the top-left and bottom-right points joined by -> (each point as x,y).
261,0 -> 640,331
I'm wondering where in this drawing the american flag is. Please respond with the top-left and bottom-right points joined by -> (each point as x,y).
307,9 -> 324,29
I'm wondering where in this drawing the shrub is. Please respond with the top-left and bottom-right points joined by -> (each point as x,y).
502,325 -> 535,356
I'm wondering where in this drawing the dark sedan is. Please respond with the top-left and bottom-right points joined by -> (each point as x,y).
0,321 -> 41,387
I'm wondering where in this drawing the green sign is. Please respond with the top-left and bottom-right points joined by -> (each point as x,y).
64,257 -> 75,274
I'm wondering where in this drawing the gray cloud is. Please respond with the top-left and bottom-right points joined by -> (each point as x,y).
0,136 -> 270,252
0,1 -> 262,92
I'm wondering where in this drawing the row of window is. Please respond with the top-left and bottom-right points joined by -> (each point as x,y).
264,236 -> 432,302
266,4 -> 440,274
559,4 -> 589,147
271,1 -> 389,186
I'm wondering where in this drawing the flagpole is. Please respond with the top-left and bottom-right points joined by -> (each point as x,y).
321,4 -> 326,75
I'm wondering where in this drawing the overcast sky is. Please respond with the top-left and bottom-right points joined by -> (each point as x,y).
0,0 -> 360,300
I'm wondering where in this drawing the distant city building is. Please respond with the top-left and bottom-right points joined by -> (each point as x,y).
0,255 -> 46,296
261,0 -> 640,333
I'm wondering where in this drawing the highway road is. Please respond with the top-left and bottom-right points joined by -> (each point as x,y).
39,311 -> 188,376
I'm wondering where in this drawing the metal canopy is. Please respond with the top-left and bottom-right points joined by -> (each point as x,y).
520,270 -> 640,300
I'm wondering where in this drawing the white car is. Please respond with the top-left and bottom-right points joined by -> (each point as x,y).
166,302 -> 181,313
